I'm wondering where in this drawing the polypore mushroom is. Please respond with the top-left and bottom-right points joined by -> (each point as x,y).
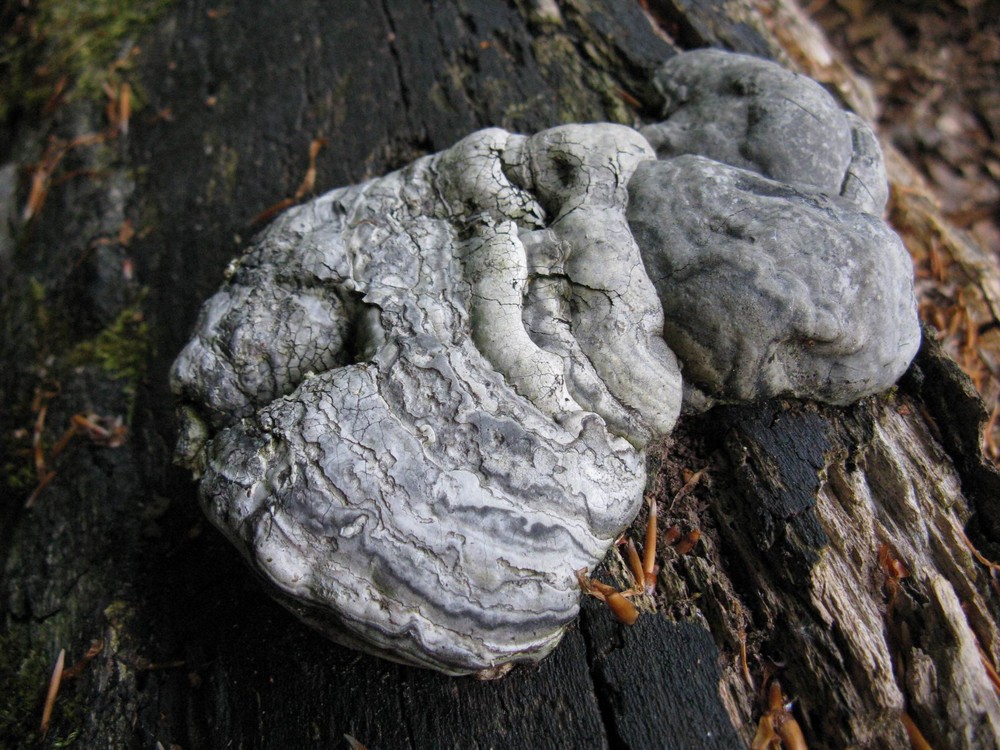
171,49 -> 919,677
171,124 -> 681,676
628,50 -> 920,407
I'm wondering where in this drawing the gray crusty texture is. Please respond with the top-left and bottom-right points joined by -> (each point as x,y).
640,49 -> 887,210
171,49 -> 920,677
170,124 -> 682,676
630,49 -> 919,406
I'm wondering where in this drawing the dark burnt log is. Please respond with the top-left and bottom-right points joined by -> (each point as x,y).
2,2 -> 998,748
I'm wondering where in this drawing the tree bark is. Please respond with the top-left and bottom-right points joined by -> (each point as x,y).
2,1 -> 999,748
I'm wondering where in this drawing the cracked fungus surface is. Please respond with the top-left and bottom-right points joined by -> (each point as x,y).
171,50 -> 919,676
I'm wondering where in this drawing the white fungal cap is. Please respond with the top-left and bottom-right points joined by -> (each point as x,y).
171,49 -> 920,676
171,122 -> 680,675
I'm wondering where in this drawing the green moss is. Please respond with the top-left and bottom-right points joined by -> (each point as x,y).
27,277 -> 54,350
1,279 -> 149,504
102,600 -> 134,632
15,275 -> 72,367
529,34 -> 630,125
0,0 -> 173,121
28,277 -> 46,309
218,144 -> 240,197
203,131 -> 241,204
499,92 -> 550,128
1,458 -> 36,494
0,631 -> 44,744
67,301 -> 149,385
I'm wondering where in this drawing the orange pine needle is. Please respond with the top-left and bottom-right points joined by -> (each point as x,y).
750,714 -> 779,750
605,591 -> 640,625
254,138 -> 327,224
293,137 -> 327,200
625,539 -> 645,588
582,576 -> 618,598
959,529 -> 1000,573
32,404 -> 48,476
928,240 -> 947,282
118,82 -> 132,135
739,631 -> 753,688
674,529 -> 701,556
775,714 -> 809,750
670,467 -> 706,511
901,712 -> 934,750
752,680 -> 810,749
768,679 -> 784,711
104,81 -> 119,130
40,648 -> 66,737
977,644 -> 1000,697
22,166 -> 51,222
575,568 -> 640,625
42,76 -> 68,115
72,413 -> 110,439
735,601 -> 754,688
252,196 -> 295,226
24,470 -> 56,509
22,132 -> 108,221
61,639 -> 105,681
49,421 -> 80,462
644,499 -> 658,578
615,87 -> 641,108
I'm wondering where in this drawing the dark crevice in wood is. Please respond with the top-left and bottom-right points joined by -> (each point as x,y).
642,0 -> 774,58
902,327 -> 1000,548
378,0 -> 412,113
578,605 -> 628,750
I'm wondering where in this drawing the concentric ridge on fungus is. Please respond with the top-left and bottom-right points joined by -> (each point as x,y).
170,50 -> 920,676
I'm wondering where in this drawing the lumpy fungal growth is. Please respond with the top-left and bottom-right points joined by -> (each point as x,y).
171,50 -> 919,676
629,49 -> 919,406
172,123 -> 681,676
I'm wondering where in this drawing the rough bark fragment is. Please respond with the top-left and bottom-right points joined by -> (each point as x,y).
583,605 -> 744,749
643,0 -> 776,58
672,361 -> 1000,748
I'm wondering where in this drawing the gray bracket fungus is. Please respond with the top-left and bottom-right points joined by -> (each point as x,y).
630,49 -> 920,407
170,50 -> 919,677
